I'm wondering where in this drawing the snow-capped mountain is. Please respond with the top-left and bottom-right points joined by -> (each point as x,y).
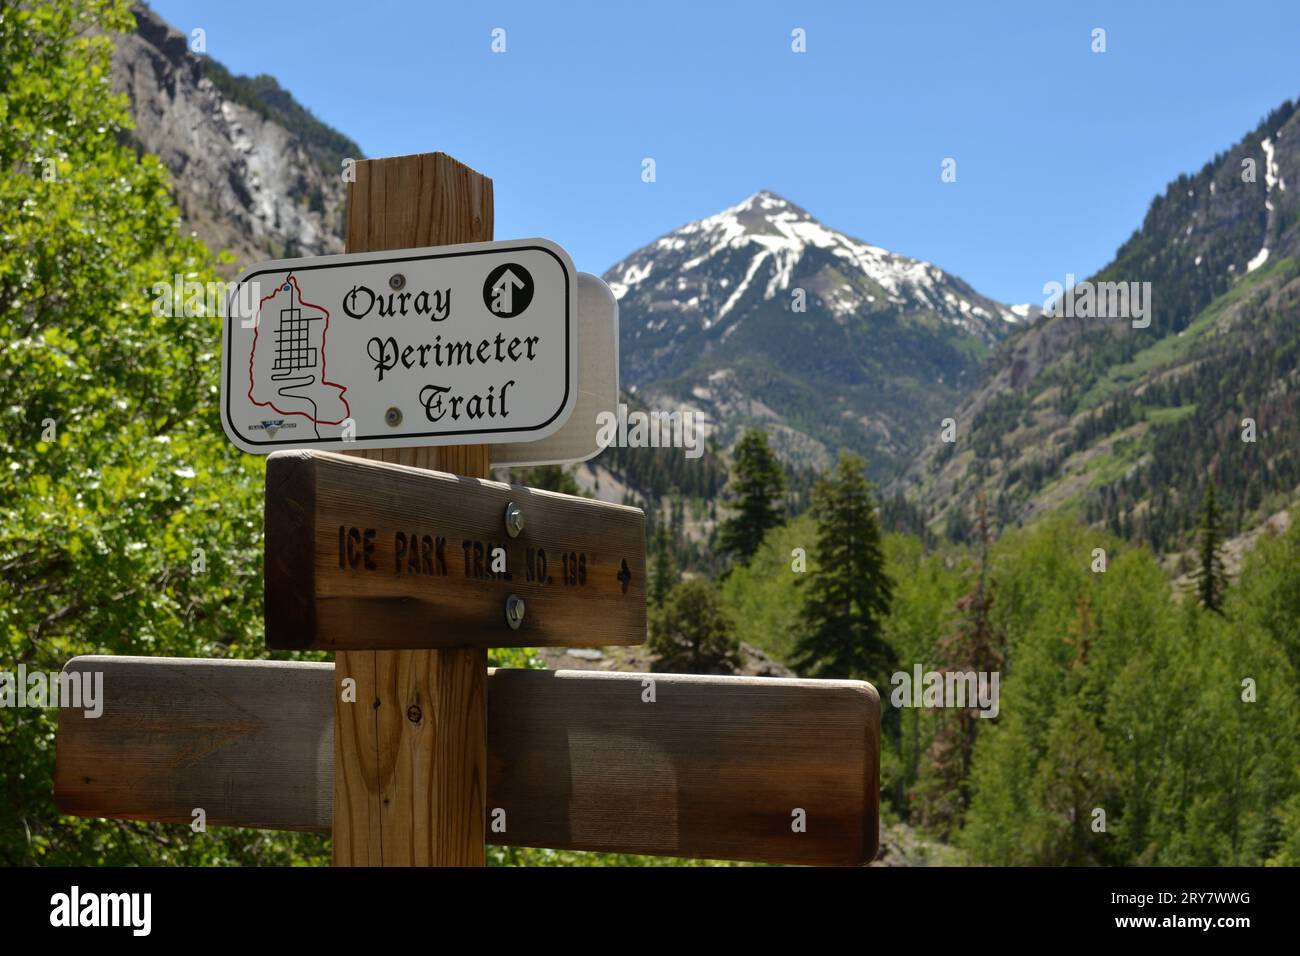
604,191 -> 1019,474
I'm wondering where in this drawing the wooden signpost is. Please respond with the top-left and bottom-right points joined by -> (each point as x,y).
52,150 -> 882,867
333,151 -> 495,866
264,449 -> 645,651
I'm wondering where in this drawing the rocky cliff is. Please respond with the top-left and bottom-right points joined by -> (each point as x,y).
111,4 -> 354,270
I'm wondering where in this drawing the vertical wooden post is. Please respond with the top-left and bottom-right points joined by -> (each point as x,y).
332,152 -> 493,866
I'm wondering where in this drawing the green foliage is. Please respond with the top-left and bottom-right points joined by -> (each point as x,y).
721,512 -> 816,665
913,502 -> 1004,834
599,393 -> 725,503
723,500 -> 1300,866
649,578 -> 740,674
0,0 -> 323,865
792,452 -> 894,684
716,427 -> 785,565
876,534 -> 967,817
958,516 -> 1300,866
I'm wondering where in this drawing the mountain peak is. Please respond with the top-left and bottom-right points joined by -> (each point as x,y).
711,190 -> 816,233
607,191 -> 1017,338
604,188 -> 1019,474
733,189 -> 803,212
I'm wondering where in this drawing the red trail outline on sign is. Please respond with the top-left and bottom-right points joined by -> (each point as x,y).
246,274 -> 351,426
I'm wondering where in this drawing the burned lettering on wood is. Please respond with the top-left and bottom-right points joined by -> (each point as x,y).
393,532 -> 447,576
329,530 -> 599,589
265,450 -> 645,650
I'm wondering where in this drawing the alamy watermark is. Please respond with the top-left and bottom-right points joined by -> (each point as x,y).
0,664 -> 103,718
890,665 -> 1000,719
151,274 -> 262,326
1043,273 -> 1151,328
50,886 -> 150,936
595,402 -> 704,459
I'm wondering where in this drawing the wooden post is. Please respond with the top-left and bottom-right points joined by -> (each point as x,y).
333,152 -> 493,865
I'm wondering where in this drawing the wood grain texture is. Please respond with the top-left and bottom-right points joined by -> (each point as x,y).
346,151 -> 493,254
54,656 -> 333,832
55,658 -> 881,866
333,151 -> 492,866
487,669 -> 880,866
264,449 -> 647,651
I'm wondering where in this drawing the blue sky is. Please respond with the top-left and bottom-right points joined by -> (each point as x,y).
152,0 -> 1300,305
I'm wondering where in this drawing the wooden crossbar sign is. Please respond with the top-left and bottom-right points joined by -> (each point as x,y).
54,657 -> 880,866
264,450 -> 646,650
51,149 -> 883,868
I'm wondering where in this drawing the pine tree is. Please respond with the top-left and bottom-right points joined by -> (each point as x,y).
716,428 -> 786,564
1194,483 -> 1229,613
944,506 -> 972,544
649,526 -> 674,609
792,452 -> 895,682
917,494 -> 1004,832
649,578 -> 741,674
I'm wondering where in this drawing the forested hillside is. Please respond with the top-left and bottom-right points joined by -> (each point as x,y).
905,100 -> 1300,557
721,503 -> 1300,864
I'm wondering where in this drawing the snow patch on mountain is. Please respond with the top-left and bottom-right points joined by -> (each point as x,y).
606,190 -> 1012,344
1249,135 -> 1286,273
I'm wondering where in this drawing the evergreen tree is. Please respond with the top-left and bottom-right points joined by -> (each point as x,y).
1194,483 -> 1228,613
792,452 -> 895,682
944,506 -> 973,544
649,578 -> 741,673
917,493 -> 1004,832
649,526 -> 674,609
716,428 -> 785,564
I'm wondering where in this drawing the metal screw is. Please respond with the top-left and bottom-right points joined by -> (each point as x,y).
504,501 -> 524,537
385,406 -> 402,427
389,273 -> 406,291
505,594 -> 525,630
406,704 -> 422,723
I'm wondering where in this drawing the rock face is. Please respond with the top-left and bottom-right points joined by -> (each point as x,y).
605,191 -> 1019,477
111,4 -> 349,270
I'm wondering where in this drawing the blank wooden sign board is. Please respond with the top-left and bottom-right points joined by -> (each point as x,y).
54,657 -> 880,866
52,149 -> 882,867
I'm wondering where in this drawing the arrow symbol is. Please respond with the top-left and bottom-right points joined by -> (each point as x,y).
618,559 -> 632,594
490,268 -> 526,315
